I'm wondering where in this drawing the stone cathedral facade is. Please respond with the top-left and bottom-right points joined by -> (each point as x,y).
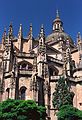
0,11 -> 82,120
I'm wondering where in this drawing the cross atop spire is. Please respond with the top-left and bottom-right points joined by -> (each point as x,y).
56,9 -> 60,18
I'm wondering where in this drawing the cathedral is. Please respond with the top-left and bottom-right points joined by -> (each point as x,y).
0,10 -> 82,120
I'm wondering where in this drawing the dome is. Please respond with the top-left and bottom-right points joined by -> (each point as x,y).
46,31 -> 74,44
47,10 -> 74,44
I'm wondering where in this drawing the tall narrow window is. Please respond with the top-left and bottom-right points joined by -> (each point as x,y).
20,86 -> 27,100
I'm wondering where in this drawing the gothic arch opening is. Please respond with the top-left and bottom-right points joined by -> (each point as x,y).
49,65 -> 59,76
18,61 -> 32,70
20,86 -> 27,100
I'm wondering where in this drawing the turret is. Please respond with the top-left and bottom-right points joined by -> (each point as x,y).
52,10 -> 64,32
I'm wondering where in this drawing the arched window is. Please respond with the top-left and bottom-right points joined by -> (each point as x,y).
20,86 -> 27,100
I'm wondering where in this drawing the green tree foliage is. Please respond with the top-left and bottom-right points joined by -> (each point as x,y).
57,105 -> 82,120
0,99 -> 46,120
52,77 -> 74,110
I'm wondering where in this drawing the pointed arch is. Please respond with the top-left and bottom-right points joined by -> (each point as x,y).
49,65 -> 59,76
20,86 -> 27,100
18,60 -> 32,70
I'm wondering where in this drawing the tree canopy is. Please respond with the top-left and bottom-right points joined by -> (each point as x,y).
57,105 -> 82,120
52,77 -> 74,110
0,99 -> 46,120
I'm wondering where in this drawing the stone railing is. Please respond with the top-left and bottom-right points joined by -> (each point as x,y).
19,69 -> 32,75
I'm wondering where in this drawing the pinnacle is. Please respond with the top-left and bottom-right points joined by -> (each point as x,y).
39,24 -> 45,38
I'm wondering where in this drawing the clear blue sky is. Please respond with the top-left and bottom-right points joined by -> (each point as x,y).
0,0 -> 82,42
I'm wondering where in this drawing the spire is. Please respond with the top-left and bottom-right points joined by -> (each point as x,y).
39,24 -> 45,38
39,24 -> 45,47
8,23 -> 13,39
18,24 -> 23,52
28,23 -> 33,51
77,32 -> 81,43
30,23 -> 32,34
28,23 -> 33,39
77,32 -> 82,51
56,9 -> 60,18
18,24 -> 23,39
38,24 -> 46,55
